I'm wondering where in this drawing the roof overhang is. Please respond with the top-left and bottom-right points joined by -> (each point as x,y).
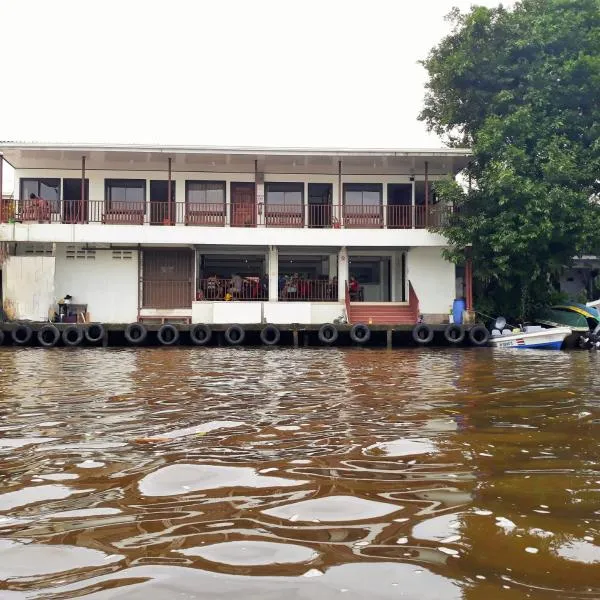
0,142 -> 471,176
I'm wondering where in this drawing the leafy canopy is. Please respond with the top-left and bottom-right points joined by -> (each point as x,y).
420,0 -> 600,318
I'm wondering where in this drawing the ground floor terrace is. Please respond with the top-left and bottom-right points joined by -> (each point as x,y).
1,243 -> 472,326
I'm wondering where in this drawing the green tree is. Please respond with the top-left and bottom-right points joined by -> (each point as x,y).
420,0 -> 600,319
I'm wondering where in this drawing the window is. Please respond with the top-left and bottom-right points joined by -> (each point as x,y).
265,183 -> 303,213
344,183 -> 382,207
186,181 -> 226,208
105,179 -> 146,210
20,178 -> 60,212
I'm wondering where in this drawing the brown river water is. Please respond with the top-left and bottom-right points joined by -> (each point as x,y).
0,347 -> 599,599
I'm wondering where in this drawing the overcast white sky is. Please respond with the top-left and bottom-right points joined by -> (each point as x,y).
1,0 -> 513,192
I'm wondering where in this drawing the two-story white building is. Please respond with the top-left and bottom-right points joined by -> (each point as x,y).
0,142 -> 472,326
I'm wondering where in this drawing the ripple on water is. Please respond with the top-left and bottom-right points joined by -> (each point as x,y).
0,437 -> 57,449
181,540 -> 319,565
555,540 -> 600,564
363,438 -> 437,457
262,495 -> 401,522
0,484 -> 80,511
412,513 -> 463,541
20,562 -> 461,599
0,540 -> 122,579
138,464 -> 307,497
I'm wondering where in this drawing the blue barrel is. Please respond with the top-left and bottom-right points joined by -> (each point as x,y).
453,298 -> 466,325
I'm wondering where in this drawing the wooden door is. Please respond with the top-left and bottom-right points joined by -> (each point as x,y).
150,180 -> 176,225
231,183 -> 256,227
142,249 -> 193,308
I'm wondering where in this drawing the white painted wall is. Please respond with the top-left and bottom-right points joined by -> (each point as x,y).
2,256 -> 55,320
310,302 -> 345,323
212,302 -> 262,324
53,245 -> 138,322
191,302 -> 214,323
406,247 -> 455,315
264,302 -> 311,324
190,301 -> 344,325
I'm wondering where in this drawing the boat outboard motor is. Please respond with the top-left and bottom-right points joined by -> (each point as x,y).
580,322 -> 600,350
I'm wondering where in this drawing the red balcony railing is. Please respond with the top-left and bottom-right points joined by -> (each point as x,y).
279,278 -> 337,301
0,199 -> 452,229
197,277 -> 267,301
343,204 -> 384,228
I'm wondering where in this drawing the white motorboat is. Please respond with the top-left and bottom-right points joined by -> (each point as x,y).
489,323 -> 572,350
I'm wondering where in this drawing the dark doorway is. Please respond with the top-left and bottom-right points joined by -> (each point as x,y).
150,180 -> 176,225
308,183 -> 332,228
387,184 -> 412,228
231,183 -> 256,227
63,178 -> 89,223
142,249 -> 193,308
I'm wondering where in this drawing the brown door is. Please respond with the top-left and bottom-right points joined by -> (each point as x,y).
150,180 -> 176,225
142,249 -> 193,308
231,183 -> 256,227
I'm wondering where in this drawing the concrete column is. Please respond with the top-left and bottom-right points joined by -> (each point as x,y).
411,178 -> 416,229
390,252 -> 397,302
328,254 -> 337,278
337,246 -> 349,301
225,180 -> 231,227
382,183 -> 388,229
268,245 -> 278,301
144,179 -> 151,225
303,181 -> 309,228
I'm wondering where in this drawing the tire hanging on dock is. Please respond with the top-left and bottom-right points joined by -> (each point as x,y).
37,324 -> 60,347
190,323 -> 212,346
260,324 -> 281,346
468,324 -> 490,346
444,324 -> 465,344
157,323 -> 179,346
412,323 -> 434,345
318,323 -> 338,345
11,324 -> 33,346
62,325 -> 84,347
224,324 -> 245,346
124,323 -> 147,345
85,323 -> 105,344
350,323 -> 371,344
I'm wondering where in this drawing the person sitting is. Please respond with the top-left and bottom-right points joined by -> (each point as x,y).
349,276 -> 360,300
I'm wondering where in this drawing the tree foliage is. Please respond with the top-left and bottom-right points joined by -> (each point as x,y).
420,0 -> 600,319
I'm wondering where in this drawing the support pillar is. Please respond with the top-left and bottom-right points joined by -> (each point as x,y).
411,177 -> 416,229
268,245 -> 278,302
337,160 -> 343,227
0,154 -> 3,222
424,161 -> 429,227
382,183 -> 388,229
338,246 -> 349,301
167,157 -> 173,225
465,254 -> 473,311
80,155 -> 86,224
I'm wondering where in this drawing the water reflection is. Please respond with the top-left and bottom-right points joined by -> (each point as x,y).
0,347 -> 598,598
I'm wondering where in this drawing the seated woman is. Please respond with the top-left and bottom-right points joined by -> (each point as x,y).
349,276 -> 362,301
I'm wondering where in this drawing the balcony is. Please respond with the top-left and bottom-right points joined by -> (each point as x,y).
0,199 -> 452,229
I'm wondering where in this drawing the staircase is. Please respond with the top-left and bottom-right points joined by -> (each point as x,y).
348,303 -> 417,325
345,281 -> 420,325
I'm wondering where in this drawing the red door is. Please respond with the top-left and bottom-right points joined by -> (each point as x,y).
231,183 -> 256,227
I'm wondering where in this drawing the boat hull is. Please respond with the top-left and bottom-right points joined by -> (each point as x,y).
489,327 -> 571,350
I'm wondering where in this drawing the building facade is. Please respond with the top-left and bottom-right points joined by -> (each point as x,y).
0,143 -> 472,325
